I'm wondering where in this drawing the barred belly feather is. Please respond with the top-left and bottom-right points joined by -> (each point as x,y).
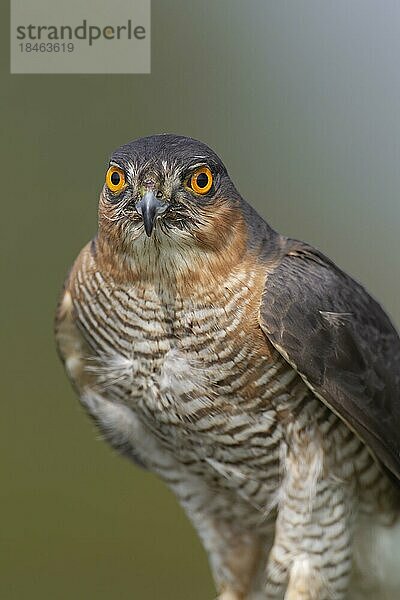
71,248 -> 293,520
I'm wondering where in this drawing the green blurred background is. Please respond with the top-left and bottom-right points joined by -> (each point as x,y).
2,1 -> 400,598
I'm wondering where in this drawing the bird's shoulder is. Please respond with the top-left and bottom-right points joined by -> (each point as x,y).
260,238 -> 400,362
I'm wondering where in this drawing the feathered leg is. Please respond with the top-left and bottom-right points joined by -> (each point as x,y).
265,428 -> 354,599
175,490 -> 270,600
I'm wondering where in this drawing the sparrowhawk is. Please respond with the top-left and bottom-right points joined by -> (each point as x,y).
55,134 -> 400,599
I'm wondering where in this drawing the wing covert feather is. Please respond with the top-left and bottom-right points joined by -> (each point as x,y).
259,241 -> 400,482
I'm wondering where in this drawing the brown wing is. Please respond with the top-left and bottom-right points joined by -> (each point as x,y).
259,240 -> 400,483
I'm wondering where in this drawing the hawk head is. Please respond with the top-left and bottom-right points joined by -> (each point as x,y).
98,134 -> 249,259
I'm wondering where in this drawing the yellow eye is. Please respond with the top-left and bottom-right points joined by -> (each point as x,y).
106,166 -> 126,193
189,166 -> 213,195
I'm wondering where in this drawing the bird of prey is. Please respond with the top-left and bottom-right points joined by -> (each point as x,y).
56,134 -> 400,599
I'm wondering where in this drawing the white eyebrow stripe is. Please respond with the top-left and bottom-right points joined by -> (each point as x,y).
187,161 -> 209,171
109,160 -> 125,169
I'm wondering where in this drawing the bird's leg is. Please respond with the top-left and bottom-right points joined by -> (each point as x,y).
265,427 -> 354,599
198,517 -> 265,600
197,511 -> 266,599
169,480 -> 267,599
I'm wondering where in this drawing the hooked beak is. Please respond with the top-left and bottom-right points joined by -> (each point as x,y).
135,191 -> 168,237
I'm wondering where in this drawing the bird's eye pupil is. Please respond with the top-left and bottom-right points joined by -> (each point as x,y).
196,172 -> 209,188
110,171 -> 120,185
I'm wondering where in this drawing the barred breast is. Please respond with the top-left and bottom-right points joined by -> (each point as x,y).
66,244 -> 394,525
